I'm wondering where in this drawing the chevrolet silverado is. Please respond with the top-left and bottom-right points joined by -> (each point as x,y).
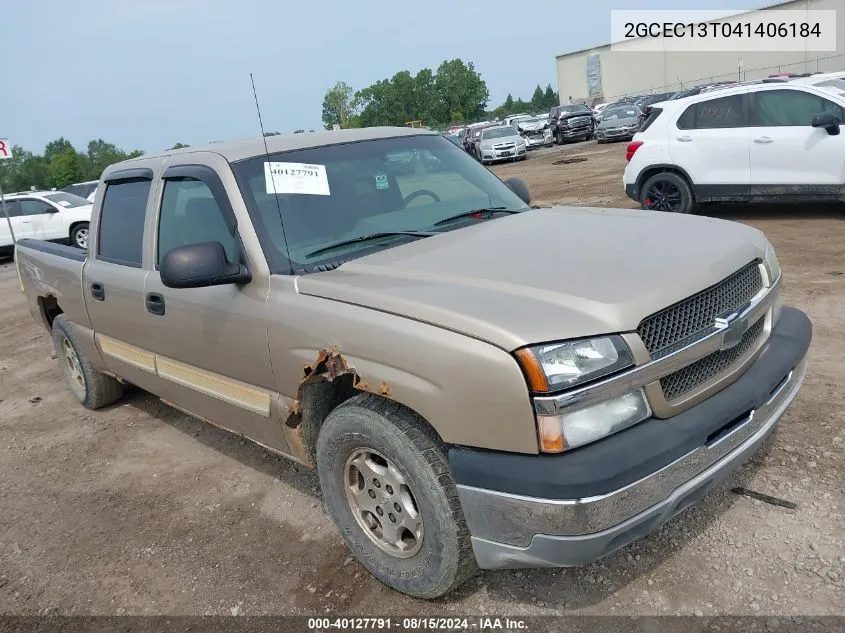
14,127 -> 811,598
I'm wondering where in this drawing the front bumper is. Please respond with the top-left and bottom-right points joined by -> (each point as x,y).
597,127 -> 637,141
452,306 -> 811,569
559,126 -> 592,139
480,145 -> 527,161
524,133 -> 552,148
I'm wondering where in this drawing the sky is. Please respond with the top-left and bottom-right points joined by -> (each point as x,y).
2,0 -> 771,154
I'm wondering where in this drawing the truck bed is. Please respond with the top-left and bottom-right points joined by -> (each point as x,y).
15,239 -> 90,331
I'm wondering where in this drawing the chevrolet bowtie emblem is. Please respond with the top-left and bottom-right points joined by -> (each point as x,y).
715,311 -> 749,351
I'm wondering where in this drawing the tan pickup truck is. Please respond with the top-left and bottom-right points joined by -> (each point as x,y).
14,128 -> 811,598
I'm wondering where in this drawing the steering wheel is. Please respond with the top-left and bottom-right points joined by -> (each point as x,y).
402,189 -> 441,206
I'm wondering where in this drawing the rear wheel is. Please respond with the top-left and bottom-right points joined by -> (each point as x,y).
317,394 -> 475,598
52,315 -> 123,409
640,172 -> 694,214
70,223 -> 89,250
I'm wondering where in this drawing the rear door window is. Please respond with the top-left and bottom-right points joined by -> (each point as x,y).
677,94 -> 744,129
97,179 -> 152,267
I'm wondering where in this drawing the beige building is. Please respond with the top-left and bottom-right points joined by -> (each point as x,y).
555,0 -> 845,105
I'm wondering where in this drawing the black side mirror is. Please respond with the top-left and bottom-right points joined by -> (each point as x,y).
160,241 -> 251,289
505,177 -> 531,205
812,111 -> 841,135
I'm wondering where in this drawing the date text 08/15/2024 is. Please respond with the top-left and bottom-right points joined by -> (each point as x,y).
308,617 -> 528,631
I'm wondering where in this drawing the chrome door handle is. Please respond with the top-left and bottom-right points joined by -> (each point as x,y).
676,136 -> 693,142
754,136 -> 773,144
20,220 -> 32,224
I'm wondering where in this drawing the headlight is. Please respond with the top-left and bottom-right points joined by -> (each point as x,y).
764,240 -> 783,324
481,143 -> 492,150
537,389 -> 651,452
515,335 -> 633,393
764,240 -> 781,283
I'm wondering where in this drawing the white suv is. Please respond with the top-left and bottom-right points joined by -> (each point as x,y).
623,80 -> 845,214
1,191 -> 93,255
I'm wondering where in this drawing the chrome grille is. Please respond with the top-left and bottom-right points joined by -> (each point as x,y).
638,262 -> 763,356
569,116 -> 591,126
659,317 -> 765,401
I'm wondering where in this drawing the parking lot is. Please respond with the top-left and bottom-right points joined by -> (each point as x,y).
0,140 -> 843,617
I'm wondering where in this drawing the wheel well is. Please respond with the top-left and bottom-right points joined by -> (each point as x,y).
284,348 -> 444,466
637,166 -> 695,200
68,221 -> 88,239
37,295 -> 63,330
297,373 -> 359,463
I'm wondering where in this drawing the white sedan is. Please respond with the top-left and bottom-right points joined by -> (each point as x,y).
1,191 -> 93,255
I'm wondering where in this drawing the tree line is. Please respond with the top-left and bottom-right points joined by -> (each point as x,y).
0,138 -> 147,193
321,58 -> 559,129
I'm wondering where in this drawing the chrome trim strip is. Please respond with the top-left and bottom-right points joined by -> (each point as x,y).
458,355 -> 806,547
534,272 -> 781,416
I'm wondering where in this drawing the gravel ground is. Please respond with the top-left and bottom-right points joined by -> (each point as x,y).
0,142 -> 842,618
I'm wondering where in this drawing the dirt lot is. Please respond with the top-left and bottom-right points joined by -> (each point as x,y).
0,142 -> 843,618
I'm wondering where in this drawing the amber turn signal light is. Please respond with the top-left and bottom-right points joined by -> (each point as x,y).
538,416 -> 565,453
514,348 -> 550,393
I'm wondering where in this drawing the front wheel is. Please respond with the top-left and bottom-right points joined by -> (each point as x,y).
70,223 -> 89,250
316,394 -> 475,598
640,172 -> 694,214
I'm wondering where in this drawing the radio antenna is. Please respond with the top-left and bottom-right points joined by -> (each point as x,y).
250,73 -> 294,275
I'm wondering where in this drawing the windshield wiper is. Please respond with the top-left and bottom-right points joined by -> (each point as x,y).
305,231 -> 436,258
433,207 -> 521,227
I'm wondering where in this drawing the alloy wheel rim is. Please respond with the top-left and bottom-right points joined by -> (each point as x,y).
75,228 -> 88,249
644,180 -> 682,212
62,336 -> 86,399
344,448 -> 424,558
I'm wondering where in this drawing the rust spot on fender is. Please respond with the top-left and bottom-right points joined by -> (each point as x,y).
282,348 -> 392,465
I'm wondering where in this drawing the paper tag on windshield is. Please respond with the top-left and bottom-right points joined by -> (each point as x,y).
57,200 -> 72,207
264,162 -> 330,196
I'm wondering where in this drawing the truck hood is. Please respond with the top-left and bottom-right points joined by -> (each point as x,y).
296,207 -> 767,350
518,120 -> 547,132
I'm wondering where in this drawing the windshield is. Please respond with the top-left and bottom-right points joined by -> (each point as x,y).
561,105 -> 589,113
482,127 -> 517,140
603,107 -> 638,120
232,134 -> 529,273
815,78 -> 845,91
43,192 -> 91,207
521,116 -> 546,124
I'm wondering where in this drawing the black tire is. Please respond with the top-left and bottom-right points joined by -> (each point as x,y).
70,222 -> 89,250
639,171 -> 695,214
52,315 -> 123,409
316,393 -> 475,599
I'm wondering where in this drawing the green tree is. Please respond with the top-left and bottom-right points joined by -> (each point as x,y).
46,150 -> 85,189
44,137 -> 75,160
544,84 -> 559,108
322,81 -> 360,129
530,85 -> 545,111
0,146 -> 47,192
86,139 -> 136,180
434,59 -> 489,123
169,142 -> 190,150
